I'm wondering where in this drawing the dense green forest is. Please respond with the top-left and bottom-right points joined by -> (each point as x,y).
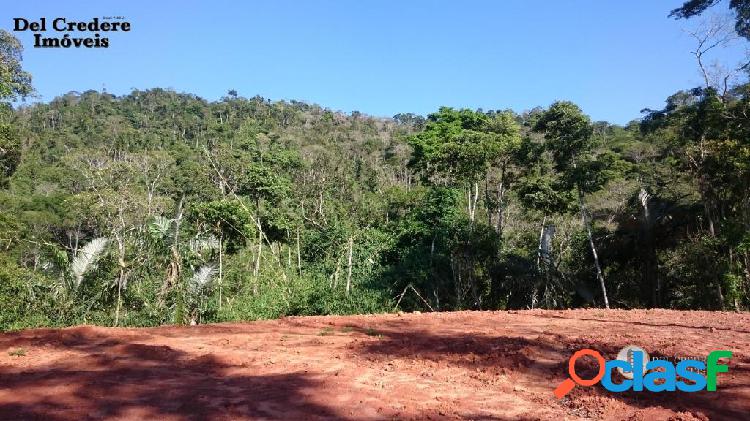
1,3 -> 749,329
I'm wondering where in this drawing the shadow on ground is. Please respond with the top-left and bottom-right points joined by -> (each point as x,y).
1,315 -> 748,420
0,327 -> 339,420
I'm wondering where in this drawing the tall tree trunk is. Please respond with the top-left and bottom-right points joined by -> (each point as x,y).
700,186 -> 725,309
115,232 -> 126,326
496,181 -> 505,233
496,163 -> 507,234
218,233 -> 223,311
704,199 -> 716,237
346,236 -> 353,295
471,182 -> 479,223
161,195 -> 184,303
533,216 -> 548,310
486,178 -> 493,227
115,272 -> 123,326
296,227 -> 302,275
253,198 -> 263,285
254,228 -> 262,277
638,188 -> 659,307
467,182 -> 479,223
537,215 -> 547,273
579,189 -> 610,309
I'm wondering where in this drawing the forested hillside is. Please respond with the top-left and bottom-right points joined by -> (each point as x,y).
1,2 -> 749,329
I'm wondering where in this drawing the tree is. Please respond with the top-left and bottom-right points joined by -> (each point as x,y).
2,70 -> 748,330
0,30 -> 33,103
408,107 -> 521,223
70,152 -> 155,325
670,0 -> 750,40
684,14 -> 746,99
0,30 -> 33,186
191,199 -> 253,308
211,123 -> 296,282
0,122 -> 20,186
534,102 -> 611,309
641,84 -> 750,310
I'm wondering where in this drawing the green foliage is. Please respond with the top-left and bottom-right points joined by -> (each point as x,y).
0,122 -> 21,186
408,107 -> 521,184
70,237 -> 108,288
190,200 -> 253,251
0,30 -> 33,102
0,27 -> 748,329
0,257 -> 54,330
533,101 -> 593,172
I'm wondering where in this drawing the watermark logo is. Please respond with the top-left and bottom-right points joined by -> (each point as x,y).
616,344 -> 649,379
12,17 -> 131,48
553,346 -> 732,398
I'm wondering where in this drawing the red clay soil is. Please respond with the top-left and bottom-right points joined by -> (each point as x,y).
0,309 -> 748,420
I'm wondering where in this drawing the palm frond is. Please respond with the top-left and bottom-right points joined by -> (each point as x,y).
148,216 -> 173,240
189,235 -> 220,253
190,265 -> 215,289
71,237 -> 109,287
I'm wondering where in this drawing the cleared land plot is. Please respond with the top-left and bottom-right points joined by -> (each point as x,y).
0,309 -> 748,420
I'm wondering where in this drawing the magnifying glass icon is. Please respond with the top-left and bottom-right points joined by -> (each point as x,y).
553,348 -> 606,399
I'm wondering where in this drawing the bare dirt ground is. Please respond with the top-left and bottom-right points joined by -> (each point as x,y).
0,309 -> 748,421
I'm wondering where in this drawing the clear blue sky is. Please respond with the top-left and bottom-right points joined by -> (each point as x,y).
3,0 -> 746,124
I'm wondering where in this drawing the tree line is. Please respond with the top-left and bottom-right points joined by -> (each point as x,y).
0,1 -> 748,329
